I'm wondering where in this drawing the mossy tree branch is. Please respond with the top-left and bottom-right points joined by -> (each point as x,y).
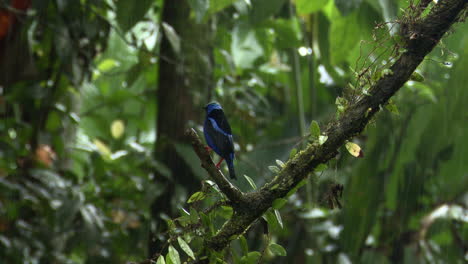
186,0 -> 467,254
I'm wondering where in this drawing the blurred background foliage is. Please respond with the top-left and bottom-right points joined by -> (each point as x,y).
0,0 -> 466,263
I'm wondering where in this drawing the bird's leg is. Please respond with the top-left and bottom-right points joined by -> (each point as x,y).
215,158 -> 224,168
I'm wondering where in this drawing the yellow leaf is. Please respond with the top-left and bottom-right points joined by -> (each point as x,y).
93,139 -> 112,159
345,142 -> 364,158
111,120 -> 125,139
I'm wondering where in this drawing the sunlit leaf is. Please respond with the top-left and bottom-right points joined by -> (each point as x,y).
156,256 -> 166,264
268,165 -> 280,173
93,139 -> 112,159
168,245 -> 181,264
310,120 -> 320,139
244,175 -> 257,190
345,141 -> 364,158
272,198 -> 288,209
97,59 -> 119,72
319,135 -> 328,145
187,191 -> 206,203
274,209 -> 283,229
162,22 -> 181,55
111,119 -> 125,139
275,159 -> 285,168
177,237 -> 195,259
269,243 -> 287,256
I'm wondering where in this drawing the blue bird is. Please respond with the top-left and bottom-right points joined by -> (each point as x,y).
203,102 -> 236,179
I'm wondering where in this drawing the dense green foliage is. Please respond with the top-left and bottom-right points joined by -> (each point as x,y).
0,0 -> 466,263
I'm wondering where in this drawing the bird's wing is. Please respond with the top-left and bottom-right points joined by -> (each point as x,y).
206,117 -> 234,159
207,109 -> 232,134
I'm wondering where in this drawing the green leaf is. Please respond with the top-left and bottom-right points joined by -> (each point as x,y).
410,72 -> 425,82
116,0 -> 154,32
189,207 -> 200,224
335,0 -> 363,16
168,245 -> 181,264
335,97 -> 348,114
309,120 -> 320,139
177,237 -> 195,259
217,206 -> 233,219
249,0 -> 287,24
286,178 -> 307,197
314,163 -> 328,172
97,59 -> 119,72
386,101 -> 400,115
188,0 -> 209,22
187,191 -> 206,203
296,0 -> 329,14
156,256 -> 166,264
239,235 -> 249,255
207,0 -> 236,17
329,6 -> 361,64
244,175 -> 257,190
162,22 -> 181,55
267,18 -> 302,49
269,243 -> 287,256
275,159 -> 285,168
46,111 -> 61,132
290,148 -> 297,158
232,22 -> 264,69
407,82 -> 437,103
274,209 -> 283,229
272,198 -> 288,209
240,251 -> 261,264
268,166 -> 281,174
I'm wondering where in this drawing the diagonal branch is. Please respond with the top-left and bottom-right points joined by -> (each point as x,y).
187,0 -> 467,253
185,128 -> 245,203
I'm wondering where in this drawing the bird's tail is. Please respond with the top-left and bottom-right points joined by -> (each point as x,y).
227,161 -> 236,180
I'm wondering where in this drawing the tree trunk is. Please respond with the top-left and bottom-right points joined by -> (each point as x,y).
149,0 -> 214,257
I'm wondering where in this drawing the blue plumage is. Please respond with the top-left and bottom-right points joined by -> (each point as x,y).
203,102 -> 236,179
